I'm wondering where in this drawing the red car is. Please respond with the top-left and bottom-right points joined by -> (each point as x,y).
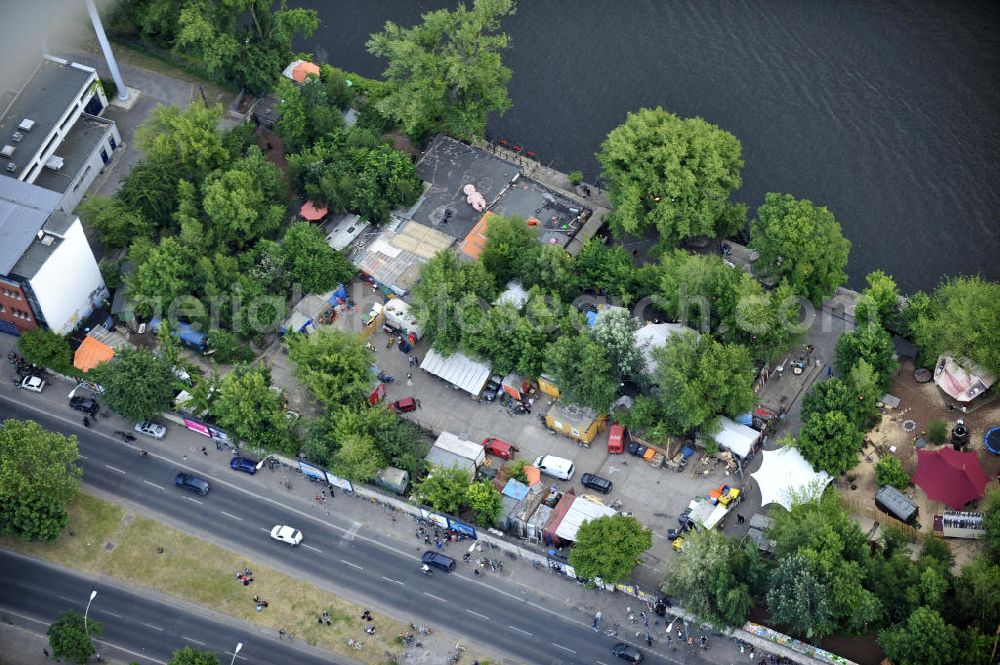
608,423 -> 626,454
482,437 -> 517,460
388,397 -> 417,413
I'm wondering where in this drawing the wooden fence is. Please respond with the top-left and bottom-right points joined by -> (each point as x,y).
838,496 -> 925,541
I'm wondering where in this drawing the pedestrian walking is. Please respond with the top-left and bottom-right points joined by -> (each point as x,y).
415,398 -> 422,410
43,649 -> 49,658
279,629 -> 285,639
406,372 -> 413,386
737,513 -> 746,525
408,355 -> 415,367
826,365 -> 832,377
386,336 -> 394,349
201,446 -> 208,455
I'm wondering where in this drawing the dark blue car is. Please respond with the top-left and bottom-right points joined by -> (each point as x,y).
230,457 -> 258,475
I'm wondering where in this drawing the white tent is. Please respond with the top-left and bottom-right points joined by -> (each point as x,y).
633,321 -> 696,373
750,447 -> 832,511
420,348 -> 491,396
714,415 -> 761,458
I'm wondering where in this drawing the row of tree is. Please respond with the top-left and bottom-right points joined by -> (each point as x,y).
48,608 -> 220,665
664,489 -> 1000,665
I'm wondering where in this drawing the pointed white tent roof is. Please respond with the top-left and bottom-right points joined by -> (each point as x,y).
750,447 -> 832,511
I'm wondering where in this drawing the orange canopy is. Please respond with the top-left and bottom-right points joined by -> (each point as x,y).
74,335 -> 115,372
460,211 -> 494,259
292,61 -> 320,83
299,200 -> 328,221
524,465 -> 541,486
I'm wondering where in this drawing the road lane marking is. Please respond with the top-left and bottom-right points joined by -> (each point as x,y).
221,511 -> 243,521
105,464 -> 126,474
596,661 -> 609,665
381,576 -> 405,586
340,559 -> 363,570
466,609 -> 489,620
508,625 -> 532,636
78,455 -> 88,459
552,643 -> 576,654
183,496 -> 203,505
143,480 -> 165,490
303,544 -> 323,553
182,636 -> 206,645
340,521 -> 361,542
423,592 -> 445,602
100,610 -> 124,618
141,622 -> 164,631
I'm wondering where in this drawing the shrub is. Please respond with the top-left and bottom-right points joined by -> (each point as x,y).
875,456 -> 910,490
568,170 -> 583,186
927,419 -> 948,444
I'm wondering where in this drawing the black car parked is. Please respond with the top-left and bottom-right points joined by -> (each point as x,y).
69,396 -> 99,415
421,551 -> 456,572
611,642 -> 643,663
581,472 -> 613,494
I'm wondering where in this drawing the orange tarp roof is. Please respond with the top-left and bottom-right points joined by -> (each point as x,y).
460,211 -> 494,259
74,335 -> 115,372
524,465 -> 541,486
292,61 -> 321,83
299,200 -> 328,221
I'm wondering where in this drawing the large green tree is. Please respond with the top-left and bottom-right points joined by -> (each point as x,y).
575,239 -> 638,304
465,481 -> 503,527
462,303 -> 547,377
90,348 -> 177,421
281,222 -> 355,294
47,611 -> 102,665
854,270 -> 901,329
333,432 -> 385,482
984,487 -> 1000,563
750,192 -> 850,305
201,158 -> 285,251
521,245 -> 579,300
879,607 -> 958,665
597,107 -> 745,246
135,104 -> 230,185
17,329 -> 74,375
795,410 -> 862,476
287,329 -> 373,409
543,332 -> 618,412
126,237 -> 196,318
910,276 -> 1000,378
766,553 -> 833,639
367,0 -> 516,139
412,250 -> 497,355
212,365 -> 293,452
415,466 -> 471,514
800,360 -> 880,431
173,0 -> 318,94
591,306 -> 647,385
950,558 -> 1000,634
479,214 -> 539,286
649,331 -> 756,435
79,195 -> 153,249
0,420 -> 81,541
661,528 -> 763,627
835,323 -> 898,390
569,515 -> 652,584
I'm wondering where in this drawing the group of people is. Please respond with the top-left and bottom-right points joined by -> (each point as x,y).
235,567 -> 254,586
252,594 -> 269,611
361,608 -> 376,635
317,610 -> 331,625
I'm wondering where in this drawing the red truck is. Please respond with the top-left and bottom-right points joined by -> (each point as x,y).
482,437 -> 518,460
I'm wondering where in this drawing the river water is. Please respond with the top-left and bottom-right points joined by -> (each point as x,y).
292,0 -> 999,294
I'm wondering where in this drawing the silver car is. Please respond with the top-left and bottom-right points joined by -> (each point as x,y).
19,375 -> 45,393
134,420 -> 167,440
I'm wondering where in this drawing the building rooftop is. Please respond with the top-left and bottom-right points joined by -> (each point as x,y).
0,177 -> 60,275
350,219 -> 453,294
489,176 -> 590,248
33,114 -> 113,194
411,135 -> 520,241
0,57 -> 95,181
12,211 -> 77,279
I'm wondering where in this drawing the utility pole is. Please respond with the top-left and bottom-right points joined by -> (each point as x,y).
84,0 -> 129,102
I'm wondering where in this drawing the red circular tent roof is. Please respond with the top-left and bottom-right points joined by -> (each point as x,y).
912,447 -> 991,509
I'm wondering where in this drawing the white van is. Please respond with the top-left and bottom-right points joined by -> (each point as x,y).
533,455 -> 575,481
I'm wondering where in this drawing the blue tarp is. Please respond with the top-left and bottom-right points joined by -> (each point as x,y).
681,446 -> 695,459
150,318 -> 208,348
735,413 -> 753,426
586,310 -> 598,327
327,284 -> 348,306
502,478 -> 530,500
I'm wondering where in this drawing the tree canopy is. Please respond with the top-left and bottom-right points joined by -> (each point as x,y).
167,646 -> 220,665
591,306 -> 647,386
212,365 -> 293,453
465,480 -> 503,527
543,332 -> 618,412
415,467 -> 471,515
287,329 -> 374,410
479,214 -> 538,286
90,348 -> 177,421
569,515 -> 652,584
47,611 -> 102,665
281,222 -> 356,294
597,107 -> 745,246
648,331 -> 756,435
854,270 -> 901,329
173,0 -> 318,94
412,250 -> 497,355
660,528 -> 765,627
750,192 -> 850,305
878,607 -> 958,665
909,276 -> 1000,378
17,329 -> 74,376
795,410 -> 862,476
0,420 -> 81,541
834,323 -> 898,390
874,455 -> 910,490
367,0 -> 516,139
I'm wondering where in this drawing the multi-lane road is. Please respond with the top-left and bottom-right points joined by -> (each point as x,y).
0,393 -> 694,665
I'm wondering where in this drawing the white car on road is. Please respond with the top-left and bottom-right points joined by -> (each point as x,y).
134,420 -> 167,440
19,375 -> 45,393
270,525 -> 302,546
